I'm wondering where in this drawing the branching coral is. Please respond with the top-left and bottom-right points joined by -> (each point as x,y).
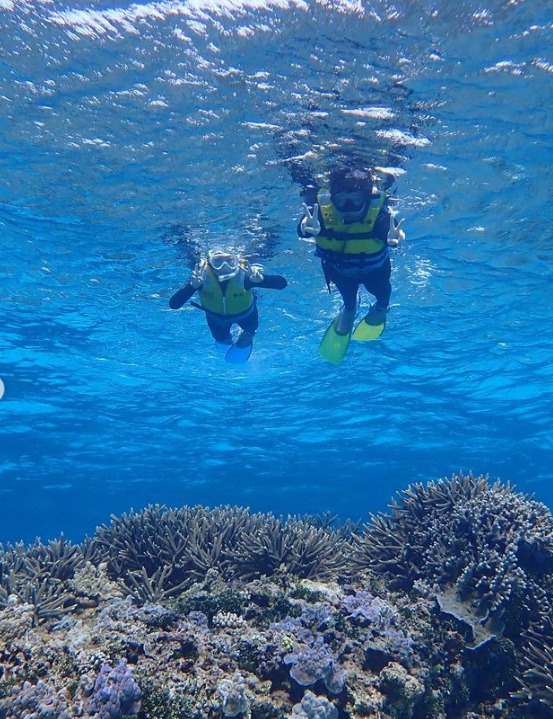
0,536 -> 89,624
231,516 -> 350,581
89,505 -> 351,602
354,473 -> 553,715
512,616 -> 553,717
354,472 -> 553,631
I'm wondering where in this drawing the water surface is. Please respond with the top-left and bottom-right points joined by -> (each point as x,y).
1,0 -> 552,542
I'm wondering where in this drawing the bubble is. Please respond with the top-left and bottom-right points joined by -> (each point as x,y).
0,379 -> 3,399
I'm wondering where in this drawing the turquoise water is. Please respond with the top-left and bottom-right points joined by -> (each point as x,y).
1,0 -> 552,543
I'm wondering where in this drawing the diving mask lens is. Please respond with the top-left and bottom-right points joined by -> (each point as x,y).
332,191 -> 367,213
208,253 -> 239,272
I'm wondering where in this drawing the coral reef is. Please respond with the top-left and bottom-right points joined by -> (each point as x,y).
1,476 -> 553,718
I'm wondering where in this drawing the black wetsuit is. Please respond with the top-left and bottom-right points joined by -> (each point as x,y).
298,191 -> 394,311
169,274 -> 287,342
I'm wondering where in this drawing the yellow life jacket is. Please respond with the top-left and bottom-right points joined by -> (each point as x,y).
316,190 -> 387,255
199,264 -> 254,316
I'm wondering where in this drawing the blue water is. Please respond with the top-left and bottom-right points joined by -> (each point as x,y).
1,0 -> 552,544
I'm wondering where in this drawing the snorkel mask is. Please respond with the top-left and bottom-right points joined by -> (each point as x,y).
207,249 -> 240,282
329,167 -> 373,220
331,191 -> 368,213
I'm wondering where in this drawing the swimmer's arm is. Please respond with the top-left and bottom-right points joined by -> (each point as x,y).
244,274 -> 287,290
168,283 -> 197,309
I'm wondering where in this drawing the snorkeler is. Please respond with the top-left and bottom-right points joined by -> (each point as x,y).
298,166 -> 405,364
168,249 -> 287,363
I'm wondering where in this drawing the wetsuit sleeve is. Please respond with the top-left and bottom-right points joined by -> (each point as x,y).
169,282 -> 198,309
244,274 -> 287,290
302,187 -> 318,206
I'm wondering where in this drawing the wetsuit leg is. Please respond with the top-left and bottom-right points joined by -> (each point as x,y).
362,258 -> 391,308
322,262 -> 358,310
206,314 -> 232,343
238,306 -> 259,335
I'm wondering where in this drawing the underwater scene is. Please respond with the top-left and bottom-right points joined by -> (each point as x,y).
1,0 -> 553,717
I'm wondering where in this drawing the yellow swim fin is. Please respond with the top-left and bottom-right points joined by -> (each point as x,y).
319,317 -> 351,364
352,317 -> 386,341
353,306 -> 387,341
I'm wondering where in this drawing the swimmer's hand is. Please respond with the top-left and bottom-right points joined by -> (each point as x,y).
245,261 -> 264,283
387,214 -> 405,247
190,260 -> 206,288
300,203 -> 321,236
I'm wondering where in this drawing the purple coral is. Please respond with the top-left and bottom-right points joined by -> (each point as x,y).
271,615 -> 315,644
289,690 -> 338,719
343,591 -> 395,626
2,680 -> 72,719
284,636 -> 346,694
218,674 -> 249,717
84,659 -> 142,718
300,604 -> 335,631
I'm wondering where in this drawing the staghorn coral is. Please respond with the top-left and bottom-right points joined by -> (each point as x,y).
231,516 -> 350,581
512,615 -> 553,717
0,536 -> 92,624
89,505 -> 351,603
88,505 -> 256,598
